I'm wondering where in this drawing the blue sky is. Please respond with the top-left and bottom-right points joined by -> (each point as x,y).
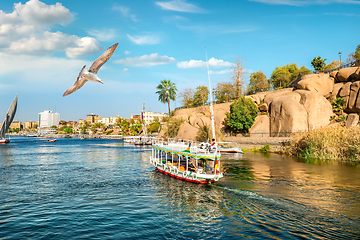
0,0 -> 359,122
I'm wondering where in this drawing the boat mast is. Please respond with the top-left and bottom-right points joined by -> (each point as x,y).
206,49 -> 216,143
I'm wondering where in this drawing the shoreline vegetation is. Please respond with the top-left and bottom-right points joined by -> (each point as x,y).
280,126 -> 360,162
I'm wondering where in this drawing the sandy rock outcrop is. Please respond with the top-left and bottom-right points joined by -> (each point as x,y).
176,122 -> 198,140
296,74 -> 334,96
295,90 -> 333,130
249,115 -> 270,137
336,67 -> 359,82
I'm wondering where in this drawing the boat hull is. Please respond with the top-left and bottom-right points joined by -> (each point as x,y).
0,139 -> 10,143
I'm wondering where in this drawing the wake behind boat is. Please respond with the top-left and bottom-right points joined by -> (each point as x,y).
0,94 -> 18,144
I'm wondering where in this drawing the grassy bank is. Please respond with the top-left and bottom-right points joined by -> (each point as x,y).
281,126 -> 360,161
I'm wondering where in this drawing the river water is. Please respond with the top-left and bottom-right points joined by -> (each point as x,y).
0,137 -> 359,239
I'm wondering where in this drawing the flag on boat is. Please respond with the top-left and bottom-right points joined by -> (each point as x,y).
214,156 -> 219,174
183,142 -> 191,153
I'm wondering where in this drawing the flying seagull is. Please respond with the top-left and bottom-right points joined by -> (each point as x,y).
63,43 -> 119,97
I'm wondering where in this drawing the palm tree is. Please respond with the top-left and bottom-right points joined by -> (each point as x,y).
156,79 -> 177,118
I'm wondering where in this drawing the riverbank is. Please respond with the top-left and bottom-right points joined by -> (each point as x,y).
224,136 -> 291,151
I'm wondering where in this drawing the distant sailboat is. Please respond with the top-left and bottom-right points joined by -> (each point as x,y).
0,94 -> 18,144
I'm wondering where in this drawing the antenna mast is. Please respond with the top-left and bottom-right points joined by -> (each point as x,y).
206,48 -> 216,142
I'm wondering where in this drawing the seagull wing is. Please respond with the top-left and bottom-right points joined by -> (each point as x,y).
63,66 -> 88,97
88,43 -> 119,74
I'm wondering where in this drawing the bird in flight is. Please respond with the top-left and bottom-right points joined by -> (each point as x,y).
63,43 -> 119,97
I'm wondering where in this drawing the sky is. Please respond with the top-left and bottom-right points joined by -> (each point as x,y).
0,0 -> 359,122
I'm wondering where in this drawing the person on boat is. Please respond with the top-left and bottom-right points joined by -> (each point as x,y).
210,139 -> 217,151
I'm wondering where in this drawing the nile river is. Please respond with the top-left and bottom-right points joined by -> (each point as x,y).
1,136 -> 359,239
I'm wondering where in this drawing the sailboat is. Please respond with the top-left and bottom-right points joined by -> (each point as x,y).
150,52 -> 223,183
0,94 -> 18,144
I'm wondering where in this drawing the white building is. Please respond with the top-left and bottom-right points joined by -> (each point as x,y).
141,111 -> 168,125
38,110 -> 60,129
99,116 -> 122,126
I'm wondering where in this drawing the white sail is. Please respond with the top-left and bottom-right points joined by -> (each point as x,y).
0,94 -> 18,140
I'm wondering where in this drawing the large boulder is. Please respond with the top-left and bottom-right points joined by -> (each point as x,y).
337,67 -> 358,82
295,74 -> 334,96
346,114 -> 359,128
269,96 -> 308,137
249,115 -> 270,137
295,90 -> 333,130
263,88 -> 294,106
328,82 -> 344,102
338,82 -> 352,106
348,81 -> 360,112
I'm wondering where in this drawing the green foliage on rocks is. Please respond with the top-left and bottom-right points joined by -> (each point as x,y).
164,118 -> 184,138
224,96 -> 259,134
270,63 -> 311,89
247,71 -> 271,95
311,56 -> 327,71
192,85 -> 209,107
355,44 -> 360,63
332,97 -> 346,113
196,125 -> 210,142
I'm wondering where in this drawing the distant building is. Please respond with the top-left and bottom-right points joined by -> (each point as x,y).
86,113 -> 101,124
131,114 -> 141,121
141,111 -> 168,125
38,110 -> 60,129
10,121 -> 22,130
99,116 -> 122,126
23,121 -> 36,129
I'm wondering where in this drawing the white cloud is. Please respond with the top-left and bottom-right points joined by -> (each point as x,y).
249,0 -> 360,6
14,0 -> 73,26
177,57 -> 233,68
88,29 -> 116,41
0,0 -> 103,58
127,34 -> 160,45
114,53 -> 176,67
123,68 -> 128,71
124,50 -> 131,54
8,31 -> 102,58
0,10 -> 19,24
65,37 -> 103,58
155,0 -> 205,13
112,5 -> 137,22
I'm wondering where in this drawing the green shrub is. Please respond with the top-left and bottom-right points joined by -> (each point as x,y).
332,98 -> 346,112
148,122 -> 161,134
196,125 -> 210,142
337,115 -> 346,122
224,96 -> 259,134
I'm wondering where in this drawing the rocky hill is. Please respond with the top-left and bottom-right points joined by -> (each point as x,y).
160,66 -> 360,141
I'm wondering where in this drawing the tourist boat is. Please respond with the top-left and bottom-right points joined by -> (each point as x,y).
47,139 -> 56,142
150,138 -> 222,183
124,136 -> 139,144
150,52 -> 223,184
134,136 -> 153,146
0,94 -> 18,144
